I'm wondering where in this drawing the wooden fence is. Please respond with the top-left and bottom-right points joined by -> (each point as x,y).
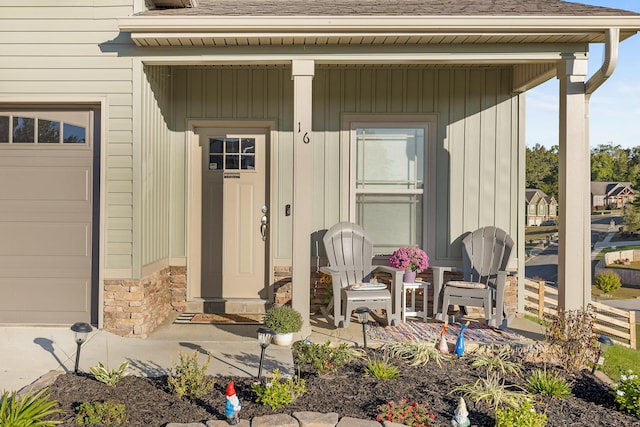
524,278 -> 637,349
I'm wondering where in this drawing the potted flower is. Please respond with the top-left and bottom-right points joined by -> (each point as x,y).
264,304 -> 303,346
389,246 -> 429,283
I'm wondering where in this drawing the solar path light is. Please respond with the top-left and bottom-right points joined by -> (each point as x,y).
256,327 -> 276,381
70,322 -> 93,374
355,307 -> 371,349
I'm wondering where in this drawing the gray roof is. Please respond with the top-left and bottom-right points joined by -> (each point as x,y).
139,0 -> 640,17
590,181 -> 634,196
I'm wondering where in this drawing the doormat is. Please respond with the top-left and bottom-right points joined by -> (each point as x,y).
174,313 -> 264,325
366,321 -> 526,345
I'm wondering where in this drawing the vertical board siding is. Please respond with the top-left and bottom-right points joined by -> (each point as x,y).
141,65 -> 171,268
170,65 -> 518,263
0,1 -> 135,272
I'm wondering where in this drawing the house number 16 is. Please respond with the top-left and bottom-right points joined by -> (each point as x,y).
298,122 -> 310,144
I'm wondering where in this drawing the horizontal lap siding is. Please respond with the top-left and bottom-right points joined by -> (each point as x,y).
314,67 -> 518,261
0,1 -> 136,272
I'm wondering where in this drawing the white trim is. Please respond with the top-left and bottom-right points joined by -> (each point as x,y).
104,269 -> 133,280
141,258 -> 171,278
119,16 -> 640,32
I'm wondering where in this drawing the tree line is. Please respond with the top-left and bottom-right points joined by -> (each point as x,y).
526,143 -> 640,200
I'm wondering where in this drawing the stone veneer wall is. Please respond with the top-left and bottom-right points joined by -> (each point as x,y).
103,266 -> 188,338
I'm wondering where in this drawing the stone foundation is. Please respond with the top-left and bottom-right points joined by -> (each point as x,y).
273,266 -> 293,306
104,266 -> 187,338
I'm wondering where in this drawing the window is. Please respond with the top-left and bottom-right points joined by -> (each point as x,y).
0,111 -> 87,145
351,125 -> 425,254
207,137 -> 255,170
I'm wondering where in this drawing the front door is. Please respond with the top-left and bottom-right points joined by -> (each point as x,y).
200,130 -> 268,300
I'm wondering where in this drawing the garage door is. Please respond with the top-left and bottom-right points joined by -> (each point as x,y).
0,109 -> 96,324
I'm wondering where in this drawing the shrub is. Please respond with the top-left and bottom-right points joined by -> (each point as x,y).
251,369 -> 307,410
451,373 -> 527,410
264,305 -> 303,334
495,399 -> 547,427
526,368 -> 573,398
293,340 -> 364,374
376,398 -> 437,426
545,308 -> 599,372
387,340 -> 451,367
74,400 -> 127,425
365,357 -> 401,381
0,388 -> 61,426
594,271 -> 622,294
471,345 -> 523,377
612,370 -> 640,419
90,361 -> 129,386
168,350 -> 214,400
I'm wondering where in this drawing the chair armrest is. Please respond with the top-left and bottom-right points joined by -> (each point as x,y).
319,266 -> 338,275
373,265 -> 402,274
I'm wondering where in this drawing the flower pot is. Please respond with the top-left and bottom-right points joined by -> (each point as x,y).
403,270 -> 417,283
272,332 -> 294,346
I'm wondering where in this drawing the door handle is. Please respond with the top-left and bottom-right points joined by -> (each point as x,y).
260,214 -> 268,241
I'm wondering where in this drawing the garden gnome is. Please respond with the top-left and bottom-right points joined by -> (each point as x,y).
225,381 -> 241,425
451,397 -> 470,427
437,321 -> 449,354
455,321 -> 470,356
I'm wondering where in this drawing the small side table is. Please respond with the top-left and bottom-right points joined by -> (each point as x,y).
401,281 -> 430,322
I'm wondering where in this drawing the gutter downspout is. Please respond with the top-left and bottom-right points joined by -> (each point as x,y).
586,27 -> 620,96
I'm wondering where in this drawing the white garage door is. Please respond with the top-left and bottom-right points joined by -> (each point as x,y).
0,109 -> 96,324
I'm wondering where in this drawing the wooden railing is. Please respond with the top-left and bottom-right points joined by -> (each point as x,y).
524,278 -> 637,349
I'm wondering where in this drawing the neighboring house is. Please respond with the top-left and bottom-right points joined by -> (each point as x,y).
525,189 -> 558,226
1,0 -> 639,336
591,181 -> 637,210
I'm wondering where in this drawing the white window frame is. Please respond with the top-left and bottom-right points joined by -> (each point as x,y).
0,109 -> 92,149
341,114 -> 437,256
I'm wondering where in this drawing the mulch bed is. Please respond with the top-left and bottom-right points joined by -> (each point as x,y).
42,347 -> 639,426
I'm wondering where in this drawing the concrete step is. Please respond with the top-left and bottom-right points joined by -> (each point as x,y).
185,298 -> 269,314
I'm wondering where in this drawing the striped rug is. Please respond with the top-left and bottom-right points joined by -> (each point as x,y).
366,321 -> 527,345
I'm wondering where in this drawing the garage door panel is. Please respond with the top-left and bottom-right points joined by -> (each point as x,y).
0,256 -> 91,277
0,201 -> 91,220
0,167 -> 89,201
0,278 -> 89,324
0,223 -> 89,256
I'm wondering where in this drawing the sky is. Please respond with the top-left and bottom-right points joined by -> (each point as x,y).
526,0 -> 640,149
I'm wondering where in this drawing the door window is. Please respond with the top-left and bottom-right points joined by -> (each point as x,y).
352,126 -> 425,254
208,137 -> 256,171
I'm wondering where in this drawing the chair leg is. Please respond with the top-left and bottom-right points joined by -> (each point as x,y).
483,292 -> 492,326
385,299 -> 394,326
435,288 -> 451,322
343,297 -> 352,328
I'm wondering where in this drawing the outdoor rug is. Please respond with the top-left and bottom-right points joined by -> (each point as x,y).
367,321 -> 527,345
174,313 -> 264,325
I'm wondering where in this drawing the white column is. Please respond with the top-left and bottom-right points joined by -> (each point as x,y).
557,57 -> 591,310
291,59 -> 314,337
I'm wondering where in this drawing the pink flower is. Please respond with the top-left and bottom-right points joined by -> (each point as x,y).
389,247 -> 429,272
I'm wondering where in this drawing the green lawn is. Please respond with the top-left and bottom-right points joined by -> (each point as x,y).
602,331 -> 640,380
592,285 -> 640,300
525,225 -> 559,242
593,245 -> 640,262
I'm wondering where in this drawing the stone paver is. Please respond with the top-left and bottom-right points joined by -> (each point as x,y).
166,423 -> 206,427
206,420 -> 250,427
336,416 -> 381,427
293,411 -> 339,427
383,422 -> 407,427
251,413 -> 299,427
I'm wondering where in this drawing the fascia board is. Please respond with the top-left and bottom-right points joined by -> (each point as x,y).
118,15 -> 640,33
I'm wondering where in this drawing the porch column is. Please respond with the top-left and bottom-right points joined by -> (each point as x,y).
291,59 -> 314,337
557,56 -> 591,310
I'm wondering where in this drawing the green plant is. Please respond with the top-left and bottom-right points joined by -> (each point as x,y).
264,304 -> 303,334
611,370 -> 640,419
375,398 -> 437,426
545,308 -> 599,372
74,400 -> 127,425
90,361 -> 129,386
251,369 -> 307,410
365,357 -> 401,381
386,340 -> 451,367
495,399 -> 547,427
293,340 -> 364,374
594,270 -> 622,294
451,372 -> 527,410
526,368 -> 573,398
0,388 -> 61,427
167,350 -> 214,400
471,345 -> 523,377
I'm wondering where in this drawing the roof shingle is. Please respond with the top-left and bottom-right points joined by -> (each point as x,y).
139,0 -> 640,17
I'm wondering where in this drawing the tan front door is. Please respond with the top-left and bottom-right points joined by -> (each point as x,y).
200,130 -> 268,299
